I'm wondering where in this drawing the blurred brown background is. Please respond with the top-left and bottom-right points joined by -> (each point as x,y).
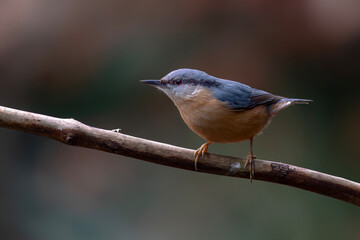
1,0 -> 360,239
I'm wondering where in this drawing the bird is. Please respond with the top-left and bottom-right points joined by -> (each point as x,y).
141,68 -> 311,180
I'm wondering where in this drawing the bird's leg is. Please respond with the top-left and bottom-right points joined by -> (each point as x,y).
194,142 -> 212,171
244,138 -> 256,182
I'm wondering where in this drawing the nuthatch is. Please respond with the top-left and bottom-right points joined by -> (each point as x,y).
141,69 -> 311,180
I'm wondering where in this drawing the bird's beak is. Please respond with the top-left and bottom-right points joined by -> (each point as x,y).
140,80 -> 164,87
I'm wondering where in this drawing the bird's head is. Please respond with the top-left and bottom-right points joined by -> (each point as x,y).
140,69 -> 219,103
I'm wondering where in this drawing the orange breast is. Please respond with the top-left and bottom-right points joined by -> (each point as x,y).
174,88 -> 271,143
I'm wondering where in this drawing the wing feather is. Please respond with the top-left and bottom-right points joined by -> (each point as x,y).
210,79 -> 281,110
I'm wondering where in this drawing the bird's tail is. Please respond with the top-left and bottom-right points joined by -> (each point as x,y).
270,98 -> 312,115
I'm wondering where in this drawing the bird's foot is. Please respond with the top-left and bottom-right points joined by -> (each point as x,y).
194,142 -> 211,171
245,153 -> 256,182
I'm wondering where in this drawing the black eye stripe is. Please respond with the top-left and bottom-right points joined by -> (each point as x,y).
162,78 -> 219,87
166,79 -> 182,85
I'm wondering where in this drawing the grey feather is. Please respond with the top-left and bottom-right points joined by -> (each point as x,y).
163,69 -> 281,110
210,79 -> 280,110
210,79 -> 252,109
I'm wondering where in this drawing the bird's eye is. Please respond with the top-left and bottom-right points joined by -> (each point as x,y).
175,79 -> 182,85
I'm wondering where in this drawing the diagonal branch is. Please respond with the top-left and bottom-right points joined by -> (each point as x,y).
0,105 -> 359,206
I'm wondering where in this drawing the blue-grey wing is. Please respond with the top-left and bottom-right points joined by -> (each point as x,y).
249,88 -> 280,108
210,79 -> 280,110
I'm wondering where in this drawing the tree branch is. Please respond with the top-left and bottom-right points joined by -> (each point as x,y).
0,105 -> 359,206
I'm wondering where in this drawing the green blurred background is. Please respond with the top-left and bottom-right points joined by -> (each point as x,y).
1,0 -> 360,239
